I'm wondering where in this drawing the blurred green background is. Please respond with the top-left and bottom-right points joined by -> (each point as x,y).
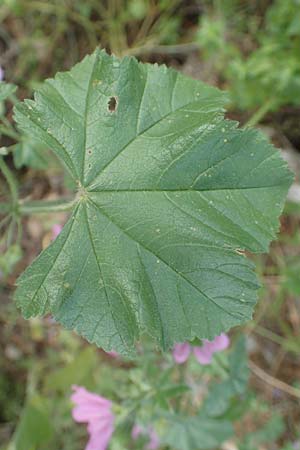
1,1 -> 300,449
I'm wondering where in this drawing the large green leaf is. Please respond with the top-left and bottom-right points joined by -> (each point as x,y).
14,49 -> 292,355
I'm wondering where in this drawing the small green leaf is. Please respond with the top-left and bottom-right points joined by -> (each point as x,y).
201,337 -> 249,418
0,244 -> 22,277
240,414 -> 285,450
283,258 -> 300,296
14,49 -> 292,355
44,347 -> 97,392
0,82 -> 17,102
228,335 -> 249,394
157,384 -> 190,400
13,137 -> 50,170
11,396 -> 53,450
161,415 -> 233,450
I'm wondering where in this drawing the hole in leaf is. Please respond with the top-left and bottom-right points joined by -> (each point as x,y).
108,96 -> 117,112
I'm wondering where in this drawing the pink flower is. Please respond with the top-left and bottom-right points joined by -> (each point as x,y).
0,66 -> 4,82
173,333 -> 230,365
131,424 -> 144,440
147,428 -> 160,450
132,424 -> 160,449
172,342 -> 191,364
105,350 -> 118,358
51,224 -> 63,239
71,385 -> 115,450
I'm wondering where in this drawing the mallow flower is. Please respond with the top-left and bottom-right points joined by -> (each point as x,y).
105,350 -> 118,358
51,223 -> 63,239
71,385 -> 115,450
132,424 -> 160,449
173,333 -> 230,365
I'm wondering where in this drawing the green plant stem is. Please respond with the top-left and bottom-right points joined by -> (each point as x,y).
245,98 -> 276,128
114,388 -> 157,429
0,214 -> 11,230
16,216 -> 22,245
18,198 -> 76,214
0,198 -> 76,215
6,219 -> 16,248
0,157 -> 18,207
0,124 -> 20,140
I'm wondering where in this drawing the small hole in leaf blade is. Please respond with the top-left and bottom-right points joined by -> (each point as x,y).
108,96 -> 117,112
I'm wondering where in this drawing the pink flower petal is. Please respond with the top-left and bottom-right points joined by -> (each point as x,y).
172,342 -> 191,364
71,386 -> 114,450
132,424 -> 143,440
86,420 -> 114,450
147,427 -> 160,450
209,333 -> 230,352
87,415 -> 114,434
131,424 -> 160,450
71,386 -> 112,410
51,224 -> 63,239
72,404 -> 113,423
88,419 -> 114,440
192,334 -> 230,365
193,344 -> 213,365
106,350 -> 118,358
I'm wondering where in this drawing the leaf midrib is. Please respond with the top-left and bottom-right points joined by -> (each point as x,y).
83,203 -> 131,352
87,184 -> 288,193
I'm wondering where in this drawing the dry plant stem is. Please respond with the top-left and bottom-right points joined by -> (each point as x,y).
249,360 -> 300,400
248,324 -> 298,352
25,1 -> 98,48
270,346 -> 286,377
127,42 -> 199,57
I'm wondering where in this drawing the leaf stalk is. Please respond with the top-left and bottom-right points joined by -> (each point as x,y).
0,198 -> 76,215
